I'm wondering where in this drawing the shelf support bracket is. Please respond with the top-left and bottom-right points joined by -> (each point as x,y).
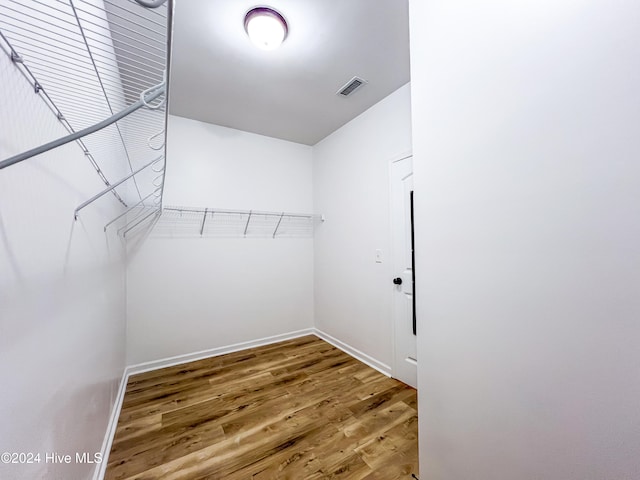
273,212 -> 285,238
200,208 -> 208,236
243,211 -> 252,237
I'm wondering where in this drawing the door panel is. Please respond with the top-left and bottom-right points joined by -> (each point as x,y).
391,155 -> 417,388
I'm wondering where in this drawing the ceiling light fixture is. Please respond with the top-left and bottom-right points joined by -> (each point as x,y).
244,7 -> 288,51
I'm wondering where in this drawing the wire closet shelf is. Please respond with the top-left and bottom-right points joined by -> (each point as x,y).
0,0 -> 171,231
130,206 -> 324,239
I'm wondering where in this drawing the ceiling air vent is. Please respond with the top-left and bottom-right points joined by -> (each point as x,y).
337,76 -> 368,97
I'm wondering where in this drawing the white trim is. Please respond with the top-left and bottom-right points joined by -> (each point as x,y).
388,150 -> 414,383
92,371 -> 128,480
126,328 -> 314,376
92,328 -> 314,479
313,328 -> 392,377
92,327 -> 392,479
388,153 -> 417,388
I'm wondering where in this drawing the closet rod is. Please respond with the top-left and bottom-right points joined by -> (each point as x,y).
0,84 -> 165,171
74,156 -> 162,219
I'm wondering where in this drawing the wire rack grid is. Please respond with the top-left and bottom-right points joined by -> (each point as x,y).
118,205 -> 323,239
0,0 -> 170,208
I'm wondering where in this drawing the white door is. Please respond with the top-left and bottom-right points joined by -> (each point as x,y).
391,154 -> 417,388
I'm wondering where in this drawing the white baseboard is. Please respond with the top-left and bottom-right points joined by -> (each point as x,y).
126,328 -> 315,376
93,327 -> 390,479
92,370 -> 129,480
92,328 -> 314,479
312,328 -> 392,377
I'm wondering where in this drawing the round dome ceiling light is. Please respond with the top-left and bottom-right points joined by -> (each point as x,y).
244,7 -> 288,51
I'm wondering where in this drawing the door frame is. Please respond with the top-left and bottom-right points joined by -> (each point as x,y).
388,150 -> 415,385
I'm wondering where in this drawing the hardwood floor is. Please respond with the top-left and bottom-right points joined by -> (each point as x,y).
105,335 -> 418,480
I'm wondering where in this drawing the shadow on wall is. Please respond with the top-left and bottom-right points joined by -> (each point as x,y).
0,209 -> 22,281
0,194 -> 126,480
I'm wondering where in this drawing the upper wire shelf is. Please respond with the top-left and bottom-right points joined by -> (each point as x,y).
0,0 -> 170,212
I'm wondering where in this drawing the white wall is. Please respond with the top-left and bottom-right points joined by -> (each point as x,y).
313,84 -> 412,371
0,43 -> 126,479
126,115 -> 314,364
409,1 -> 640,479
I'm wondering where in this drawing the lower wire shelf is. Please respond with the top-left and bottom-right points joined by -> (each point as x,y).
109,205 -> 324,238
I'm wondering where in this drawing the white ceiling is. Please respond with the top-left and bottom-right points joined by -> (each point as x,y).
168,0 -> 410,145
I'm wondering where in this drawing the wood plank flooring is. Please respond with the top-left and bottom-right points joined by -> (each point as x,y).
105,335 -> 418,480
